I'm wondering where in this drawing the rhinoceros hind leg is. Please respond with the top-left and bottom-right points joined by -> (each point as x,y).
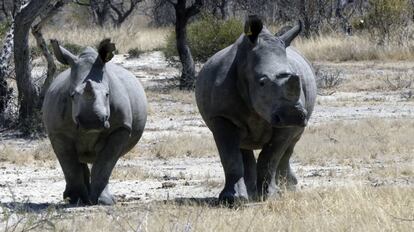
211,117 -> 248,204
241,149 -> 257,201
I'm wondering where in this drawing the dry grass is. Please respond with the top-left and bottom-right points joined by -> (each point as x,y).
111,165 -> 150,180
41,26 -> 170,54
340,72 -> 413,92
2,186 -> 413,231
0,140 -> 54,165
133,133 -> 216,159
38,22 -> 414,62
294,34 -> 414,62
295,118 -> 414,165
2,119 -> 413,169
146,89 -> 196,105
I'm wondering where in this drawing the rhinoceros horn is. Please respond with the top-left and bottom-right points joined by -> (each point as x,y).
278,21 -> 302,47
84,80 -> 93,94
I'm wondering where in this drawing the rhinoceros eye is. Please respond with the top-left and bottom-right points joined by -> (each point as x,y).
259,76 -> 269,87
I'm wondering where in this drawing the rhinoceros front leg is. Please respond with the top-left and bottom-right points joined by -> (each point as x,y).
89,128 -> 130,205
50,135 -> 90,205
256,128 -> 296,200
276,140 -> 301,189
211,117 -> 248,204
241,149 -> 257,200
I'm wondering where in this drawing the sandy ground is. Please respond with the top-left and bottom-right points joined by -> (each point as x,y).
1,52 -> 413,213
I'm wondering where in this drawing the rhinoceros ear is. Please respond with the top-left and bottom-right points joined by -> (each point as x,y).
50,39 -> 78,66
244,15 -> 263,43
98,38 -> 116,63
278,20 -> 302,47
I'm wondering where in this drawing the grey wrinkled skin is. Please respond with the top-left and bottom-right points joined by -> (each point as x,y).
42,39 -> 147,205
195,17 -> 316,204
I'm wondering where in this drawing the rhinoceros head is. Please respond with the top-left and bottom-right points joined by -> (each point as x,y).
51,39 -> 116,131
239,16 -> 307,127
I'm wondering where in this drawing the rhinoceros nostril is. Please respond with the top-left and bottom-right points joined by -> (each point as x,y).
273,114 -> 281,123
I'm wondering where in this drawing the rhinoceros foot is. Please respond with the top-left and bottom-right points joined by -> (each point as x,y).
219,177 -> 249,205
97,185 -> 117,205
63,185 -> 90,205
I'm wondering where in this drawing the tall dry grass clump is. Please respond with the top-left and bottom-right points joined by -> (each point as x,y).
42,24 -> 170,54
294,34 -> 414,62
295,119 -> 414,164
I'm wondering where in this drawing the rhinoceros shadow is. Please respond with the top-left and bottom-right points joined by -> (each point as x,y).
170,197 -> 220,207
0,202 -> 82,214
171,197 -> 268,208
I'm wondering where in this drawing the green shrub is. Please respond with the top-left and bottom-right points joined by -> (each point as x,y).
365,0 -> 412,45
0,22 -> 10,39
164,15 -> 243,62
63,42 -> 84,54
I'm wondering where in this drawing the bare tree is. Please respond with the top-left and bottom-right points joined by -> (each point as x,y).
75,0 -> 111,26
13,0 -> 52,134
32,0 -> 68,102
149,0 -> 175,26
75,0 -> 143,27
109,0 -> 143,27
204,0 -> 229,19
163,0 -> 203,89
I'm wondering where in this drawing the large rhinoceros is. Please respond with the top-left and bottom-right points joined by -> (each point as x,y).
42,39 -> 147,205
195,16 -> 316,203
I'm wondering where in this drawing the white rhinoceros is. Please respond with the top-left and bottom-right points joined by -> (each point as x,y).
195,16 -> 317,203
42,39 -> 147,205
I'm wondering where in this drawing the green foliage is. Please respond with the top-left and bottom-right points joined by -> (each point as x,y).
164,15 -> 243,62
0,22 -> 10,39
365,0 -> 412,45
62,42 -> 84,54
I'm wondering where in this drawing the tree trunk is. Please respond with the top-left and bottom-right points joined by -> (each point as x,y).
175,1 -> 196,89
298,0 -> 312,38
0,23 -> 14,117
219,0 -> 228,20
32,26 -> 56,102
13,1 -> 50,135
91,0 -> 111,27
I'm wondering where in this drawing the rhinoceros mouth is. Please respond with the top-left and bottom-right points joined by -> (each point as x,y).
76,116 -> 110,132
271,106 -> 308,128
271,118 -> 308,128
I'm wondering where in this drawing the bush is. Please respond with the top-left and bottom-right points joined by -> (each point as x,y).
164,15 -> 243,62
127,48 -> 145,58
365,0 -> 413,45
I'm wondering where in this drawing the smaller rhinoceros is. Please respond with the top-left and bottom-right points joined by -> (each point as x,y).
195,16 -> 317,203
42,39 -> 147,205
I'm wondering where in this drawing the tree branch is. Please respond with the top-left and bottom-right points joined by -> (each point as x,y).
185,0 -> 203,19
165,0 -> 177,6
73,0 -> 90,6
